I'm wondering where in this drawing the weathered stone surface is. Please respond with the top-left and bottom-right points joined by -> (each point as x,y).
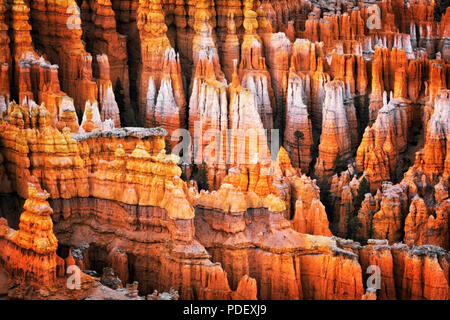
359,240 -> 397,300
0,0 -> 449,301
194,183 -> 363,300
284,70 -> 313,172
0,179 -> 58,287
138,0 -> 186,129
404,195 -> 449,250
371,182 -> 408,243
418,90 -> 450,179
80,0 -> 131,118
356,95 -> 409,192
291,179 -> 332,237
391,243 -> 449,300
315,80 -> 355,180
30,0 -> 99,113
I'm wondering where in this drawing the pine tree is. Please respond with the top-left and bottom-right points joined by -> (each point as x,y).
195,163 -> 209,191
165,138 -> 172,153
318,176 -> 333,222
180,165 -> 187,181
354,176 -> 370,210
114,78 -> 126,125
294,130 -> 304,168
347,215 -> 363,240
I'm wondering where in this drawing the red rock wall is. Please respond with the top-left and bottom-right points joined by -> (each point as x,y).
80,0 -> 131,118
0,180 -> 60,288
30,0 -> 99,114
358,239 -> 449,300
0,0 -> 449,301
194,191 -> 363,300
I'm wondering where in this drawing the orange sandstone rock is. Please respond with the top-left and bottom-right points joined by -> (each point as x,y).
404,195 -> 449,250
315,80 -> 355,180
284,69 -> 313,171
359,239 -> 397,300
391,243 -> 449,300
239,5 -> 275,131
221,12 -> 240,83
356,96 -> 409,192
30,0 -> 98,113
97,54 -> 121,128
0,178 -> 59,287
195,182 -> 363,300
291,178 -> 332,236
138,0 -> 186,129
419,90 -> 450,179
371,182 -> 408,243
81,0 -> 131,116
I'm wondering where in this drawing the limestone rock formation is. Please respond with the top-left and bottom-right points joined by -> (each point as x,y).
359,239 -> 450,300
30,0 -> 99,113
291,179 -> 332,237
418,90 -> 450,179
0,0 -> 10,103
284,70 -> 313,171
145,74 -> 181,136
357,192 -> 381,240
221,12 -> 240,83
80,101 -> 102,133
138,0 -> 186,129
391,243 -> 449,300
56,97 -> 80,133
97,55 -> 121,128
356,95 -> 409,192
315,80 -> 356,180
404,195 -> 449,250
238,4 -> 275,131
80,0 -> 131,117
0,0 -> 449,301
194,182 -> 363,300
329,167 -> 361,239
0,179 -> 58,286
359,239 -> 397,300
371,182 -> 408,244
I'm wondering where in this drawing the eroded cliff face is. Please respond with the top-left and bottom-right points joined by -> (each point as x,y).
138,0 -> 186,131
0,112 -> 255,299
358,239 -> 449,300
28,0 -> 99,114
192,183 -> 363,300
0,109 -> 363,300
0,179 -> 59,287
315,80 -> 357,180
0,177 -> 119,300
284,69 -> 313,172
79,0 -> 131,118
0,0 -> 449,300
356,94 -> 410,192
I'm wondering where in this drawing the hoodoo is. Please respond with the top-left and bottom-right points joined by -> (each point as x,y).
0,0 -> 448,301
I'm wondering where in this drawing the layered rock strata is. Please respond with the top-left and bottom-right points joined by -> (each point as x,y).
0,180 -> 59,287
192,183 -> 364,300
315,80 -> 357,180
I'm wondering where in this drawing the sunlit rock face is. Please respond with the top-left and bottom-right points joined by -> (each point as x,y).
80,0 -> 131,115
0,179 -> 60,287
238,2 -> 275,132
0,0 -> 449,300
138,0 -> 186,130
359,239 -> 450,300
356,95 -> 409,192
419,89 -> 450,179
284,70 -> 313,172
315,80 -> 356,180
0,1 -> 10,106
